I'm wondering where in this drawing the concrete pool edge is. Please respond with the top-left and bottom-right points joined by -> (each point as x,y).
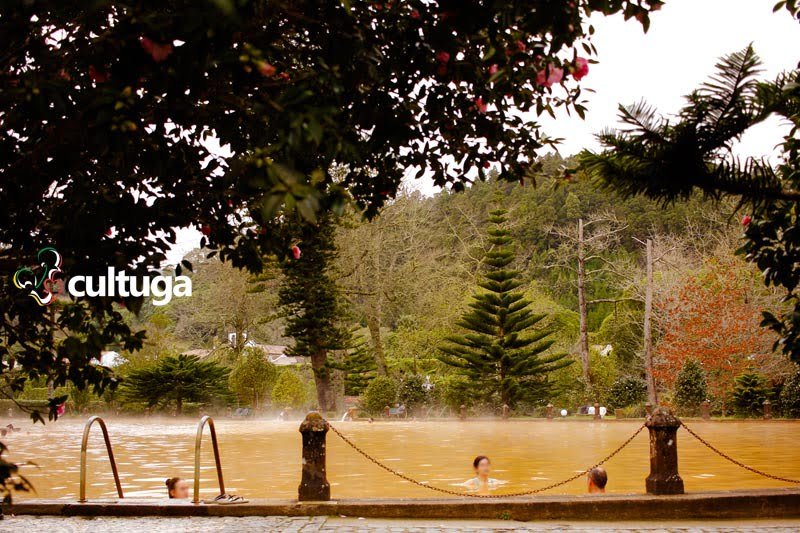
6,489 -> 800,521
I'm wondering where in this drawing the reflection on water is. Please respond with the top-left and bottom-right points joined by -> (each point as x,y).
6,418 -> 800,500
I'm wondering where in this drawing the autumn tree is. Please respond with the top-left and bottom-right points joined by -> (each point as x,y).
654,258 -> 787,406
581,40 -> 800,361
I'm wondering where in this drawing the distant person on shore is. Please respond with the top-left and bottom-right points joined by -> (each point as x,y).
587,467 -> 607,494
461,455 -> 506,492
166,477 -> 189,499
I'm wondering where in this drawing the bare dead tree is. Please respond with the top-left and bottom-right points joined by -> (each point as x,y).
547,213 -> 628,395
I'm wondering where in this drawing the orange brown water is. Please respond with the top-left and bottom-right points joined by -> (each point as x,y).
7,417 -> 800,500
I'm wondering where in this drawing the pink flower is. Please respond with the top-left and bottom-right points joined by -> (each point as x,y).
516,40 -> 526,52
741,215 -> 752,226
410,9 -> 420,19
436,50 -> 450,63
257,61 -> 276,77
139,37 -> 173,62
487,64 -> 498,76
474,97 -> 487,113
536,66 -> 563,88
292,245 -> 302,260
572,57 -> 589,81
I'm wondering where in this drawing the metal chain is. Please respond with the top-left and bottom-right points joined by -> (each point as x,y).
326,421 -> 647,498
680,421 -> 800,484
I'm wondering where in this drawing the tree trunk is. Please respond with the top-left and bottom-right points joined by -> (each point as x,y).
310,349 -> 336,412
577,218 -> 591,391
329,349 -> 345,411
366,312 -> 388,376
643,238 -> 658,405
176,396 -> 183,415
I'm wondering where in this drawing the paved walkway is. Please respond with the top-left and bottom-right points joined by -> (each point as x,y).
2,516 -> 800,532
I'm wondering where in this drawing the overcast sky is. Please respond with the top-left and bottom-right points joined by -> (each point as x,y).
167,0 -> 800,265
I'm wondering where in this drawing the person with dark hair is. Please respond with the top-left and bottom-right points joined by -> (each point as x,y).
587,467 -> 608,494
166,477 -> 189,499
460,455 -> 506,492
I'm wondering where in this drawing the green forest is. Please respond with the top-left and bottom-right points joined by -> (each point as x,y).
15,155 -> 798,420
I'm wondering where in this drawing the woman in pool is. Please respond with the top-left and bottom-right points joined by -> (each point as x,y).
166,477 -> 189,499
461,455 -> 506,492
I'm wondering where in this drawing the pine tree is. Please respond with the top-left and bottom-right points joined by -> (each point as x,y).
123,354 -> 230,415
279,213 -> 349,411
438,207 -> 571,408
329,331 -> 377,396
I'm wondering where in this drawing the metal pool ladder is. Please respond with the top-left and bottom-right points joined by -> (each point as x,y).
79,416 -> 124,502
193,415 -> 226,504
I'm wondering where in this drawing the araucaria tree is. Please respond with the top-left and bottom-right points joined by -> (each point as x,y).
123,354 -> 230,415
438,208 -> 571,408
279,215 -> 349,412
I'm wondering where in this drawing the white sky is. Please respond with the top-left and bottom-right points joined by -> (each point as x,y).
166,0 -> 800,265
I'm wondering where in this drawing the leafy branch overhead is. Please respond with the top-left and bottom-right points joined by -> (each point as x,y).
580,45 -> 800,361
0,0 -> 663,425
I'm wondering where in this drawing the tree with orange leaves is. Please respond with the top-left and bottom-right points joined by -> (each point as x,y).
654,257 -> 788,408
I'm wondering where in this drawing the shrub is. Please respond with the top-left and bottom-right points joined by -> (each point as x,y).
674,360 -> 708,416
779,365 -> 800,418
436,375 -> 474,411
229,349 -> 278,408
607,376 -> 647,409
271,370 -> 310,409
361,376 -> 398,415
398,375 -> 430,414
732,372 -> 772,417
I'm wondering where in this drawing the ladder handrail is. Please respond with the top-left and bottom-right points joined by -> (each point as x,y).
192,415 -> 225,504
79,416 -> 124,502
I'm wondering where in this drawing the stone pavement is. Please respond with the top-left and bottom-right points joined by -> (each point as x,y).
1,516 -> 800,532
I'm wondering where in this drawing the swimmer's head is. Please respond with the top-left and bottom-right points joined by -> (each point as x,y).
587,467 -> 607,492
473,455 -> 491,476
166,477 -> 189,499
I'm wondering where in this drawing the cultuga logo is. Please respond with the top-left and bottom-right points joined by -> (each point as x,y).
14,247 -> 192,307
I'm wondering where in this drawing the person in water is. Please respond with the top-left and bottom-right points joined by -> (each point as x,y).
166,477 -> 190,499
462,455 -> 506,491
587,467 -> 607,494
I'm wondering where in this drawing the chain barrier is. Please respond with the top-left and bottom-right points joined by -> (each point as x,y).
680,421 -> 800,484
326,420 -> 647,498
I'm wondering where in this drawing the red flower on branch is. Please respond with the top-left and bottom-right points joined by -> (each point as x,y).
139,37 -> 174,62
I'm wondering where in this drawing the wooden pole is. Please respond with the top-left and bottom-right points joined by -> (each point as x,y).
298,412 -> 330,501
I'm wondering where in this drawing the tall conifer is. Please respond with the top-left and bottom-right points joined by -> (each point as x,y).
438,207 -> 571,407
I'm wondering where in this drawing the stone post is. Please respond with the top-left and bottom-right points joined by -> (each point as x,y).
298,412 -> 330,501
701,400 -> 711,421
502,404 -> 509,420
546,403 -> 554,420
645,407 -> 684,495
763,399 -> 773,420
593,402 -> 601,420
615,408 -> 625,420
645,402 -> 653,416
459,405 -> 466,420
